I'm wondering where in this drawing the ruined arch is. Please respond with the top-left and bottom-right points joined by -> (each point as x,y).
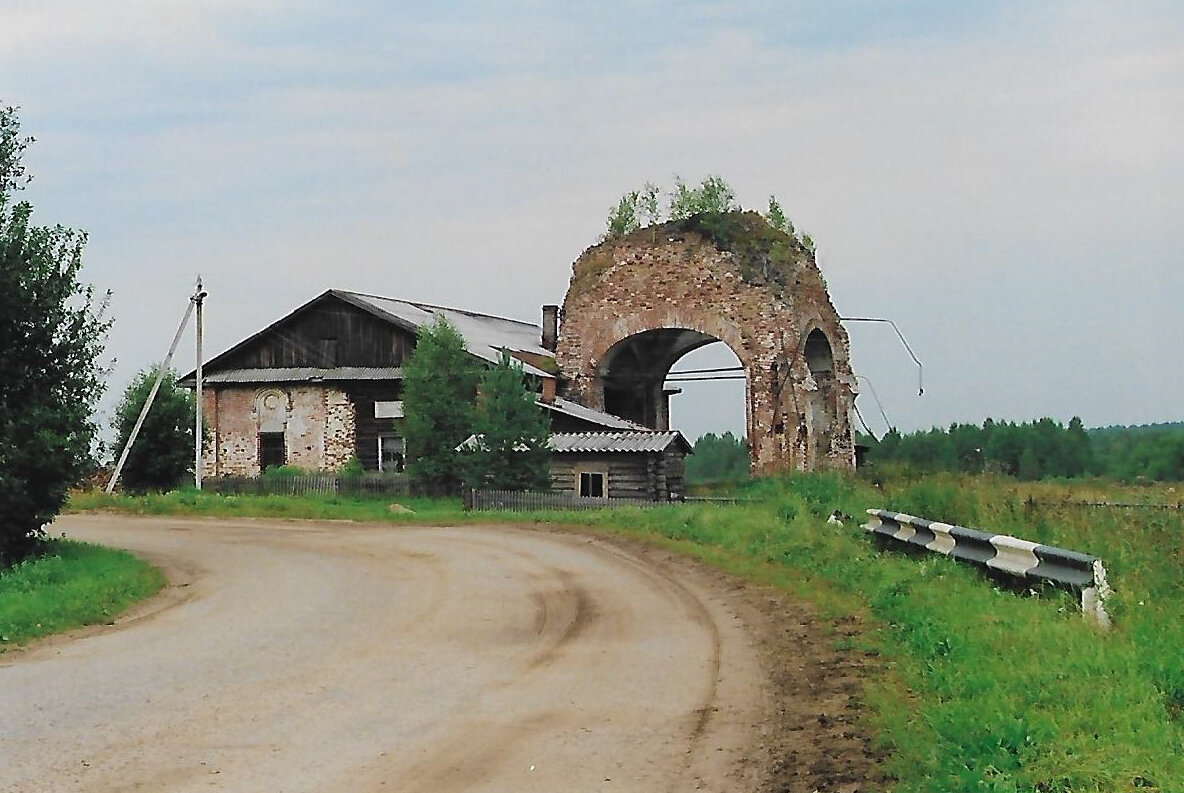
597,326 -> 748,432
555,212 -> 856,474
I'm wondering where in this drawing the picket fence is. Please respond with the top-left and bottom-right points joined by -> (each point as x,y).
204,473 -> 411,498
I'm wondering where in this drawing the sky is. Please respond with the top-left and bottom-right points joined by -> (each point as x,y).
3,0 -> 1182,444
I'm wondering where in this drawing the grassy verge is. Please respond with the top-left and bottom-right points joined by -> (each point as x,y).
67,475 -> 1184,792
0,540 -> 166,651
68,488 -> 469,523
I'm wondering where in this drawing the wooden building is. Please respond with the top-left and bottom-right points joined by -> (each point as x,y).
186,289 -> 559,478
547,431 -> 691,501
185,289 -> 688,494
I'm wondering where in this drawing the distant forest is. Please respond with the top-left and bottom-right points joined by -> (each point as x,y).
863,419 -> 1184,482
686,421 -> 1184,484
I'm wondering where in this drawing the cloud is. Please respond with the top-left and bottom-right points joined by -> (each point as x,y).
5,0 -> 1183,438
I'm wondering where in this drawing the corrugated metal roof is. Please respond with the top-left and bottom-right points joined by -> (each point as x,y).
538,397 -> 649,430
199,367 -> 403,384
336,291 -> 555,379
549,431 -> 691,454
459,431 -> 691,454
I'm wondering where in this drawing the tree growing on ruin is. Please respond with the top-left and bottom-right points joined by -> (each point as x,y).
0,105 -> 111,564
462,352 -> 552,491
601,175 -> 817,253
402,317 -> 481,495
111,366 -> 201,492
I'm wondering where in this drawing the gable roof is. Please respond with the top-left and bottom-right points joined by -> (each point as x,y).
332,290 -> 553,375
548,431 -> 693,455
190,288 -> 556,381
458,430 -> 692,455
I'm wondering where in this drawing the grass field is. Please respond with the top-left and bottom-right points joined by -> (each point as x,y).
66,474 -> 1184,792
0,540 -> 166,651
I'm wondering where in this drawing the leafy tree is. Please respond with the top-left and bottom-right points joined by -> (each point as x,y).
604,190 -> 641,240
686,431 -> 750,484
0,106 -> 110,563
763,195 -> 794,236
668,173 -> 738,220
402,317 -> 480,495
111,366 -> 200,492
638,181 -> 661,228
462,352 -> 551,491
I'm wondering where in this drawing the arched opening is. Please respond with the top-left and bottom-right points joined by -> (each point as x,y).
597,329 -> 750,476
803,329 -> 837,462
255,388 -> 289,471
597,328 -> 720,430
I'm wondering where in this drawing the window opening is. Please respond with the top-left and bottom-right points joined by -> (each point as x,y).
259,432 -> 286,471
578,471 -> 606,498
378,434 -> 404,473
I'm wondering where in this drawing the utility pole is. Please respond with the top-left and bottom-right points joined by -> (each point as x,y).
106,279 -> 204,494
194,277 -> 207,490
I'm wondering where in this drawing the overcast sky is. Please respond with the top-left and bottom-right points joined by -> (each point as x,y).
4,1 -> 1181,444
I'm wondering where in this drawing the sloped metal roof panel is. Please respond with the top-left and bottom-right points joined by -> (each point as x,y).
338,291 -> 555,378
538,397 -> 649,430
548,431 -> 691,454
199,367 -> 403,384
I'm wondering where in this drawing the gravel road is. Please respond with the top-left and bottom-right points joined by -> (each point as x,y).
1,515 -> 778,792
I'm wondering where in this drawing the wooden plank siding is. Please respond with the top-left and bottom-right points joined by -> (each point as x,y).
346,382 -> 403,471
219,300 -> 415,370
549,450 -> 686,501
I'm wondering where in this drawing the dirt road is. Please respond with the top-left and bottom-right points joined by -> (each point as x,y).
2,515 -> 782,792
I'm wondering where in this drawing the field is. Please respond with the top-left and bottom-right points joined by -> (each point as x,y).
66,473 -> 1184,792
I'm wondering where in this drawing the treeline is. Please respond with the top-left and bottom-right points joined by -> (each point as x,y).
863,418 -> 1184,482
686,431 -> 750,484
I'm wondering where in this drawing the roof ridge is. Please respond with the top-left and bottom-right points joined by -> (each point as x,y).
336,289 -> 540,328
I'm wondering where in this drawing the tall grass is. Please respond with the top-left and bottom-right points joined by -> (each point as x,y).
0,541 -> 165,649
67,475 -> 1184,791
519,473 -> 1184,792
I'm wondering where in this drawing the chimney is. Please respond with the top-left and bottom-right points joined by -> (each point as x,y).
541,376 -> 557,404
541,304 -> 559,352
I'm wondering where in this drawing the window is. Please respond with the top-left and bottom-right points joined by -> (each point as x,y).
578,470 -> 606,498
374,400 -> 404,419
378,434 -> 404,473
259,432 -> 285,472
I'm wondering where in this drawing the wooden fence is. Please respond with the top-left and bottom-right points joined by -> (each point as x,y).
203,473 -> 411,498
465,489 -> 670,512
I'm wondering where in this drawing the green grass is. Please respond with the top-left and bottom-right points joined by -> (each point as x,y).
66,475 -> 1184,792
68,488 -> 469,523
0,540 -> 166,650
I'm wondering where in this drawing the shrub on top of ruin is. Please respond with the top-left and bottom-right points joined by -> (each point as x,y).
599,175 -> 817,257
667,174 -> 738,221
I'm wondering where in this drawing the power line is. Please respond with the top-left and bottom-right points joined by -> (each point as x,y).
840,316 -> 924,396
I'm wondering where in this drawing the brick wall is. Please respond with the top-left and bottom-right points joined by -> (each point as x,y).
556,215 -> 857,475
201,384 -> 357,477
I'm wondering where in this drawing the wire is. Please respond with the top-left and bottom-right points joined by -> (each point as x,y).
839,316 -> 924,396
666,365 -> 745,376
855,375 -> 893,431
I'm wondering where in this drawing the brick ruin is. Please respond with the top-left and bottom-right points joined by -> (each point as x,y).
200,385 -> 357,478
554,211 -> 857,474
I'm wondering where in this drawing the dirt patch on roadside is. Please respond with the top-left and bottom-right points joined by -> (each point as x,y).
579,532 -> 892,793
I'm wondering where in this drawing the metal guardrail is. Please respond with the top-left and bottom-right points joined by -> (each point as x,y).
863,509 -> 1112,629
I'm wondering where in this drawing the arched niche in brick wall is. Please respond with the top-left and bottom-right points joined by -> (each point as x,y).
255,388 -> 288,433
555,212 -> 857,474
